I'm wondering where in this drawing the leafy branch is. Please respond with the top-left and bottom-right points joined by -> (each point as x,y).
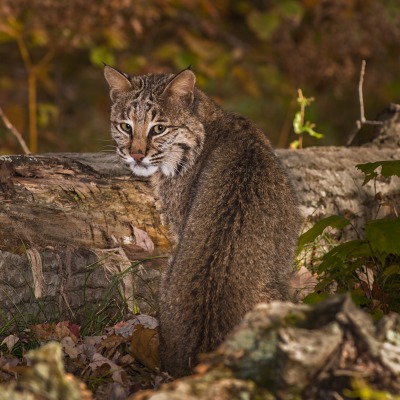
298,160 -> 400,315
291,89 -> 323,149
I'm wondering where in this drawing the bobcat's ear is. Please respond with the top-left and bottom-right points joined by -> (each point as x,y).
104,65 -> 132,101
162,69 -> 196,108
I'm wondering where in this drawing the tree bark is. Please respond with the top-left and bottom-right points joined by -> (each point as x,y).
0,146 -> 399,325
133,296 -> 400,400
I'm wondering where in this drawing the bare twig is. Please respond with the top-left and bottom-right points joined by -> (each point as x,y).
0,106 -> 31,154
346,60 -> 384,146
358,60 -> 366,123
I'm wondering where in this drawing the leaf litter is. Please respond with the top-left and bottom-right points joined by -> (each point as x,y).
0,314 -> 171,399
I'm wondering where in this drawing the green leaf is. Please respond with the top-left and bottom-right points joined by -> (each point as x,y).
302,292 -> 329,305
293,112 -> 302,134
247,11 -> 279,40
382,264 -> 400,286
278,0 -> 304,18
317,240 -> 372,273
37,103 -> 58,127
303,124 -> 323,139
356,160 -> 400,185
382,264 -> 400,278
297,215 -> 350,255
351,289 -> 370,306
89,46 -> 115,68
365,218 -> 400,255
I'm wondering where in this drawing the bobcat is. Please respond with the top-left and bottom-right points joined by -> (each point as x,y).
104,65 -> 301,377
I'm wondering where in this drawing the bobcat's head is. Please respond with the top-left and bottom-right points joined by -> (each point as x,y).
104,65 -> 205,177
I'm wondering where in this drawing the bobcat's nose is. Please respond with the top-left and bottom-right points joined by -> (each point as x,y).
132,153 -> 145,162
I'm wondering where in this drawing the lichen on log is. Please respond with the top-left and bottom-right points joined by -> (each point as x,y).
134,296 -> 400,399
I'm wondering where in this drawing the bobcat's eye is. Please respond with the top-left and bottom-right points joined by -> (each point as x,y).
151,125 -> 166,135
120,123 -> 132,134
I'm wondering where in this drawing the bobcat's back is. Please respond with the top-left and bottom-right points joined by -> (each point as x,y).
104,66 -> 301,377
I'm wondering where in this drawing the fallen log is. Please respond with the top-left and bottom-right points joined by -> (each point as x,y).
0,145 -> 399,325
132,295 -> 400,399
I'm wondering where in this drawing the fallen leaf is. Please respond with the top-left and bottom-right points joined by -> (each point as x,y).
31,323 -> 58,341
134,315 -> 158,330
107,321 -> 136,338
108,316 -> 157,338
133,226 -> 154,252
67,322 -> 81,342
1,334 -> 19,352
291,266 -> 318,301
100,334 -> 128,350
118,354 -> 135,366
0,356 -> 20,382
357,267 -> 374,293
61,336 -> 80,359
130,324 -> 160,372
89,353 -> 119,374
78,336 -> 103,362
89,353 -> 127,386
55,323 -> 71,340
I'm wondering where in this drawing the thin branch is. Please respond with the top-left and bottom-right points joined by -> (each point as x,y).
0,106 -> 31,154
16,33 -> 32,70
346,60 -> 384,146
36,48 -> 55,71
358,60 -> 366,123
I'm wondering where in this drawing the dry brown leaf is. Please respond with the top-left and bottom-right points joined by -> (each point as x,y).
55,323 -> 72,340
31,321 -> 81,343
129,324 -> 160,372
31,323 -> 58,341
134,315 -> 158,330
59,321 -> 81,342
133,226 -> 154,252
89,353 -> 127,387
1,334 -> 19,352
89,353 -> 119,373
118,354 -> 135,366
0,356 -> 20,382
107,316 -> 157,338
61,336 -> 80,359
291,266 -> 319,301
356,267 -> 374,292
111,320 -> 136,337
100,334 -> 127,350
78,336 -> 103,362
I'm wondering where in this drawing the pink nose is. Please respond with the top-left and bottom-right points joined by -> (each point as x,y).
132,153 -> 145,161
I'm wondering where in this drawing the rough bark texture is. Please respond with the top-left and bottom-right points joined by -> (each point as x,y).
0,153 -> 171,325
0,146 -> 399,324
132,295 -> 400,400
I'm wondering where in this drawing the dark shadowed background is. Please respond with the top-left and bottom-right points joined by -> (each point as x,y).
0,0 -> 399,154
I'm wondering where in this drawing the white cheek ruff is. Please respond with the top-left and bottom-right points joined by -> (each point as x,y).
130,164 -> 159,177
123,156 -> 159,177
160,163 -> 176,177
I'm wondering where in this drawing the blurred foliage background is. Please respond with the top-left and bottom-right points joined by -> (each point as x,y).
0,0 -> 399,154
